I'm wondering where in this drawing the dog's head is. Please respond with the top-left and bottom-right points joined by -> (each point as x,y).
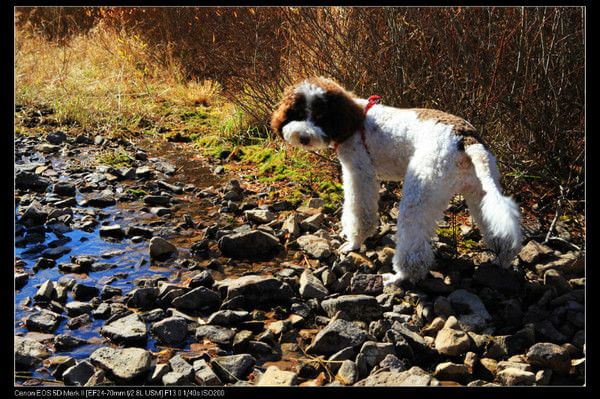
271,77 -> 365,149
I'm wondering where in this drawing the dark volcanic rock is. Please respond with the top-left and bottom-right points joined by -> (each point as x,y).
218,230 -> 283,260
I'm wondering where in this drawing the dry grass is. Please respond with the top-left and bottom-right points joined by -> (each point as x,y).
15,21 -> 224,135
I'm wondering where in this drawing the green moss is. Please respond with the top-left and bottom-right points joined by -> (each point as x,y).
125,188 -> 148,197
318,181 -> 344,213
95,148 -> 133,167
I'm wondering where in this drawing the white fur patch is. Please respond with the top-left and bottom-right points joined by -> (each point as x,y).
282,120 -> 329,149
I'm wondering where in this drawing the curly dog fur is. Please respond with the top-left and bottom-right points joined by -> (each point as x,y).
272,77 -> 522,284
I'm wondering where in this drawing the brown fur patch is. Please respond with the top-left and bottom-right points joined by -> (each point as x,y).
271,77 -> 365,144
413,108 -> 486,149
271,84 -> 306,138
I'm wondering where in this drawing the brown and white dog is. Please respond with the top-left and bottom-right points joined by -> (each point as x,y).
271,77 -> 522,285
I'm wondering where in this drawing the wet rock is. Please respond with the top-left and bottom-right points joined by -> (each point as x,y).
15,272 -> 29,290
100,285 -> 122,300
299,269 -> 329,299
15,336 -> 51,368
63,361 -> 96,386
350,274 -> 384,296
144,195 -> 171,206
206,310 -> 251,326
354,367 -> 435,386
73,283 -> 99,301
90,347 -> 152,382
218,230 -> 283,260
193,359 -> 222,386
46,131 -> 67,145
35,280 -> 55,302
92,303 -> 111,319
135,166 -> 154,179
100,313 -> 148,345
67,314 -> 92,329
149,237 -> 178,260
85,195 -> 117,208
495,368 -> 535,386
66,301 -> 93,317
21,202 -> 48,226
435,328 -> 471,356
151,317 -> 188,345
447,289 -> 491,321
211,354 -> 256,383
306,318 -> 368,356
189,270 -> 215,289
126,226 -> 153,239
127,287 -> 159,310
297,235 -> 331,259
321,295 -> 383,321
40,245 -> 71,259
196,325 -> 236,346
526,342 -> 571,374
158,180 -> 184,194
46,356 -> 77,380
54,334 -> 88,351
257,366 -> 298,386
53,182 -> 76,197
172,286 -> 221,312
359,341 -> 396,369
16,170 -> 52,191
99,225 -> 126,239
220,275 -> 294,308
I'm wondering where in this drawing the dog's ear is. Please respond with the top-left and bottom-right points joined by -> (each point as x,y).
311,87 -> 365,144
271,85 -> 306,138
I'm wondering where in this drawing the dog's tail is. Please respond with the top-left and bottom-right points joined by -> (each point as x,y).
464,143 -> 522,267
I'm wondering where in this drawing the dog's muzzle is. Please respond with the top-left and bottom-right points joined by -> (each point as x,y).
282,120 -> 329,149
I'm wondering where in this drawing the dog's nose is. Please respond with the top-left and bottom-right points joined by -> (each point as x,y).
299,134 -> 310,145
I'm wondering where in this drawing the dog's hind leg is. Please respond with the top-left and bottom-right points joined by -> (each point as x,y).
337,139 -> 380,254
463,144 -> 522,267
384,148 -> 456,285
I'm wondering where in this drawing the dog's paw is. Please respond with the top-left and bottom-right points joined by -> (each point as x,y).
381,272 -> 403,287
339,241 -> 360,254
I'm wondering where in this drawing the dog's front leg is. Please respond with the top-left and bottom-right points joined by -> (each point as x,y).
337,138 -> 379,254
